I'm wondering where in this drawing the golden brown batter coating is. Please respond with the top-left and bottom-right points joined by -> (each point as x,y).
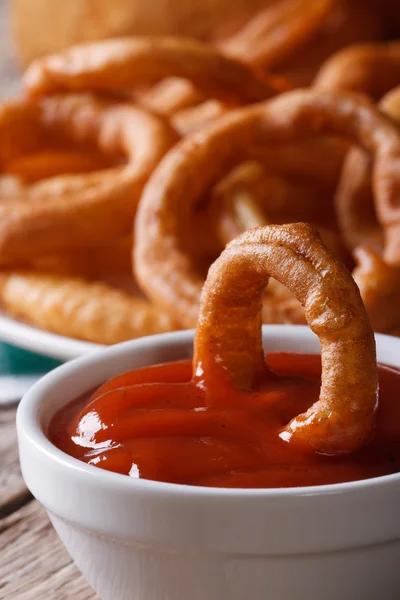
135,89 -> 400,327
24,36 -> 280,104
0,94 -> 177,264
0,271 -> 175,344
314,42 -> 400,100
194,223 -> 378,455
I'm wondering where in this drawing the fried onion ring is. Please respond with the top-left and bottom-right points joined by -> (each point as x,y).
135,89 -> 400,327
380,85 -> 400,116
314,42 -> 400,100
273,0 -> 386,87
0,271 -> 175,344
136,0 -> 344,118
335,150 -> 383,253
23,36 -> 280,105
139,0 -> 379,117
219,0 -> 335,68
335,85 -> 400,254
0,95 -> 177,265
193,223 -> 378,455
353,246 -> 400,335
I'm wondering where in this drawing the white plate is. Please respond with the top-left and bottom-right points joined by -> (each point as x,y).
0,313 -> 103,361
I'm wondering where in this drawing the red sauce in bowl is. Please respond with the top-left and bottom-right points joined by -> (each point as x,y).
48,353 -> 400,488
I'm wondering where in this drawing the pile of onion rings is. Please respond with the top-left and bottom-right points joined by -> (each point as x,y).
0,0 -> 400,344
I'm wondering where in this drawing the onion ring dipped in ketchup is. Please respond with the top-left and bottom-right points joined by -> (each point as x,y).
194,224 -> 378,455
49,224 -> 400,488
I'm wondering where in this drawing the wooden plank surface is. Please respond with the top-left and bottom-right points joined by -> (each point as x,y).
0,407 -> 31,517
0,402 -> 98,599
0,499 -> 98,600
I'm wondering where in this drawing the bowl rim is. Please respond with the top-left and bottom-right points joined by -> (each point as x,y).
17,325 -> 400,500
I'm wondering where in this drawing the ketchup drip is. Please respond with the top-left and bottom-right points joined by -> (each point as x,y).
49,353 -> 400,488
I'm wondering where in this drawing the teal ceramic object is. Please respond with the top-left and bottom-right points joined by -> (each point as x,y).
0,342 -> 62,405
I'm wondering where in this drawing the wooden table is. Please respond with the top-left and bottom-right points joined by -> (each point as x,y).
0,405 -> 99,599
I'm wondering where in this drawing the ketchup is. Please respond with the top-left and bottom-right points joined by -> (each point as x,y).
48,353 -> 400,488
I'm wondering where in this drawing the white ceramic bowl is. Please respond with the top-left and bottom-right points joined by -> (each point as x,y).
17,326 -> 400,600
